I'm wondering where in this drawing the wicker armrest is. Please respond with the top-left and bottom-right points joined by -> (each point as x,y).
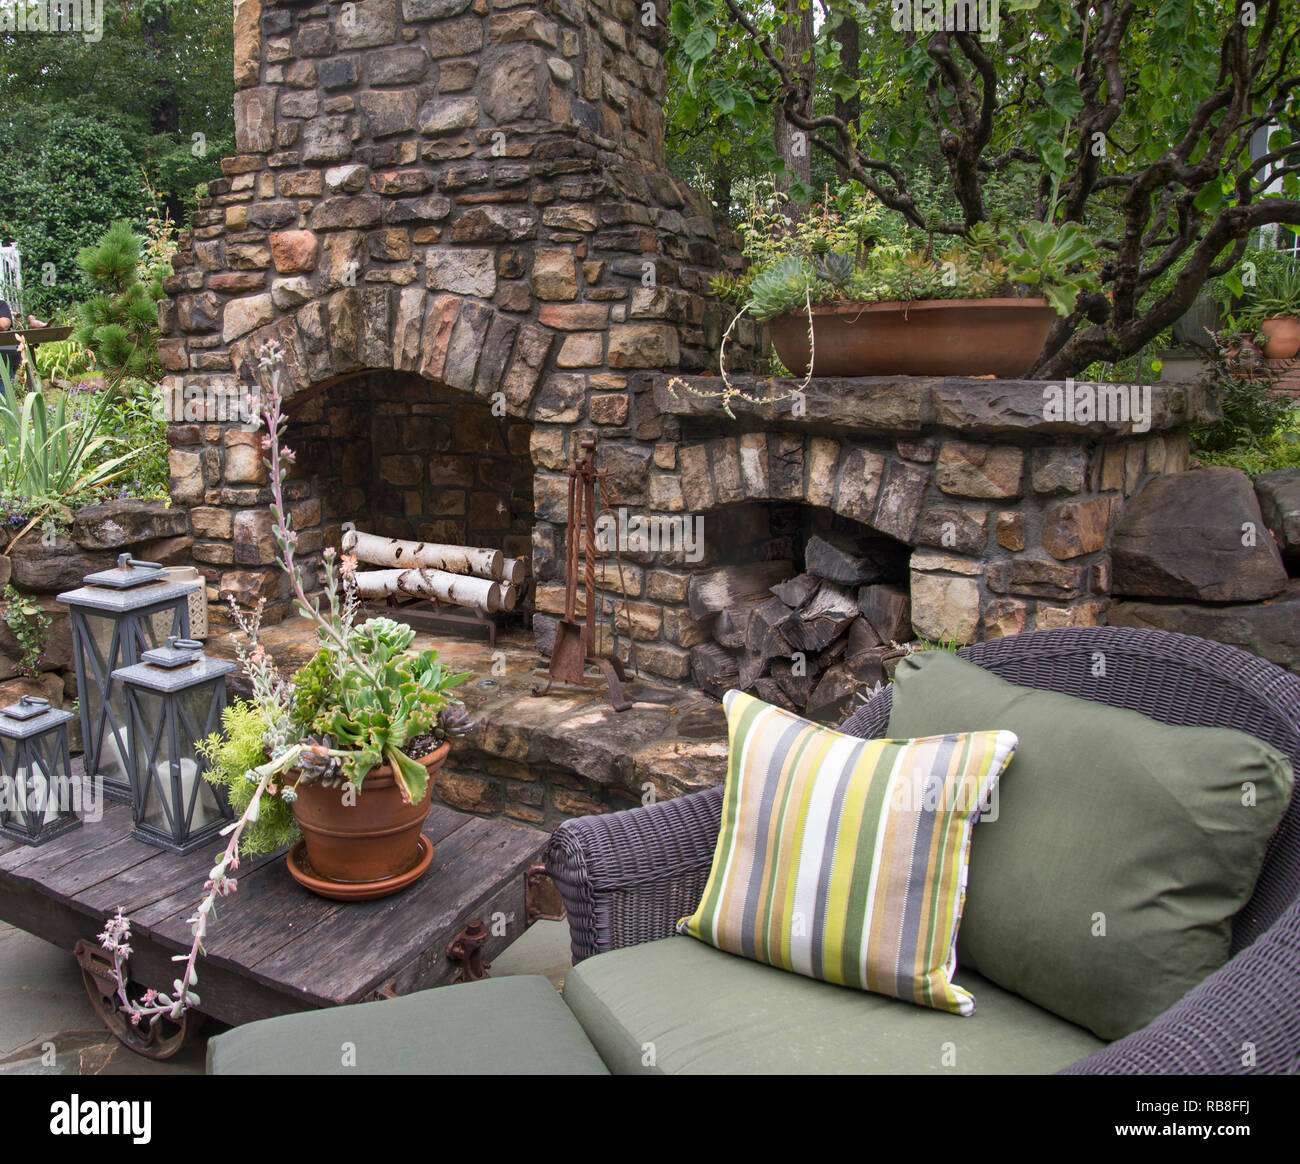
1061,892 -> 1300,1075
545,787 -> 723,964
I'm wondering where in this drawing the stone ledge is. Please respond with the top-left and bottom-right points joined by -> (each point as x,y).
650,375 -> 1219,438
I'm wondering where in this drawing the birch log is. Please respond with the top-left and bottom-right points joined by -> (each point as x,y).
343,530 -> 503,580
500,557 -> 527,586
352,567 -> 503,612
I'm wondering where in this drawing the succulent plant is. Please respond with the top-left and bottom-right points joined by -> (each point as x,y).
814,250 -> 855,292
745,257 -> 817,322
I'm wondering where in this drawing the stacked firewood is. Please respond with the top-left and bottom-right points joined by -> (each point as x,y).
342,530 -> 526,613
688,535 -> 912,720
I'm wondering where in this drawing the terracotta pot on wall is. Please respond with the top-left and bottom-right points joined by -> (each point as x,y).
1259,316 -> 1300,360
769,297 -> 1058,378
289,742 -> 449,892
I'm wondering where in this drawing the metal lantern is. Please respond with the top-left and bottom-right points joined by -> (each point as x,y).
58,554 -> 199,804
112,637 -> 235,855
0,695 -> 81,846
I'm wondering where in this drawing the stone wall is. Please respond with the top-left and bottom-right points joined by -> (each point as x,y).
629,374 -> 1216,654
161,0 -> 749,626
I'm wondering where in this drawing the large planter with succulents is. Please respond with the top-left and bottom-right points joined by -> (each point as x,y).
286,741 -> 450,899
728,220 -> 1099,382
769,296 -> 1058,378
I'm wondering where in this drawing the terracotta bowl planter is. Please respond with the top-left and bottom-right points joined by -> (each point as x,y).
1260,316 -> 1300,360
769,297 -> 1058,378
288,742 -> 449,888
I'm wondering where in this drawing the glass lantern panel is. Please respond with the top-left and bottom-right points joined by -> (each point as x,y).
136,687 -> 222,839
144,605 -> 183,651
24,742 -> 62,825
176,685 -> 224,829
0,736 -> 18,826
82,611 -> 130,788
134,688 -> 173,834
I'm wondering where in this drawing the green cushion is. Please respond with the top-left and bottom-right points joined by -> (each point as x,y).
207,975 -> 609,1075
887,650 -> 1295,1041
564,936 -> 1105,1074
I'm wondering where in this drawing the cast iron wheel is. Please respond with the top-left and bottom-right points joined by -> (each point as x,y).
73,939 -> 203,1061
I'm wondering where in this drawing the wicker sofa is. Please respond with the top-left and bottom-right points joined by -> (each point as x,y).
208,626 -> 1300,1075
546,626 -> 1300,1074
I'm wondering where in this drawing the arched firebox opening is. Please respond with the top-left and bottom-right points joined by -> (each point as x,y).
282,368 -> 534,625
679,499 -> 912,724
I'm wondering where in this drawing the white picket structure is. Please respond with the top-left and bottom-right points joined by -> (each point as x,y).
0,243 -> 22,320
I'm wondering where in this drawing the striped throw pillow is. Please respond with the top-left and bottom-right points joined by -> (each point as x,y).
679,691 -> 1018,1016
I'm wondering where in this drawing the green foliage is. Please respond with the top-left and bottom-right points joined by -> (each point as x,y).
303,618 -> 471,803
1248,263 -> 1300,324
1192,349 -> 1298,474
0,0 -> 233,313
289,647 -> 340,737
95,382 -> 170,505
0,584 -> 50,677
724,185 -> 1099,324
737,226 -> 1096,322
0,113 -> 153,317
71,223 -> 165,381
199,701 -> 300,857
1196,430 -> 1300,476
33,339 -> 95,383
1000,222 -> 1102,316
663,1 -> 1300,375
744,257 -> 819,321
0,361 -> 144,525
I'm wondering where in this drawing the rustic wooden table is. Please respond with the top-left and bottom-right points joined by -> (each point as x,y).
0,791 -> 554,1058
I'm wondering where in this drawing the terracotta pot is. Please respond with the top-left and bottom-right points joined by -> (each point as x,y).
289,742 -> 449,885
1260,316 -> 1300,360
769,297 -> 1058,378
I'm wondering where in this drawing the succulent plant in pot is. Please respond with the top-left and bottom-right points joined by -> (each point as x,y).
743,219 -> 1100,379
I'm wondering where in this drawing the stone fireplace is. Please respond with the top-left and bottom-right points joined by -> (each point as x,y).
160,0 -> 1217,719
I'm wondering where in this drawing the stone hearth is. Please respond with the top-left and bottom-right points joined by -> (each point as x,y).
206,616 -> 728,826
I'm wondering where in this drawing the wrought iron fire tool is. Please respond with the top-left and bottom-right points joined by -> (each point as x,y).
532,438 -> 632,711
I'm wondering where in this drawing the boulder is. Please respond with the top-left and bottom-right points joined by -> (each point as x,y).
9,536 -> 118,593
0,672 -> 65,711
1110,467 -> 1288,601
0,596 -> 73,678
1107,580 -> 1300,675
1255,468 -> 1300,570
72,500 -> 189,549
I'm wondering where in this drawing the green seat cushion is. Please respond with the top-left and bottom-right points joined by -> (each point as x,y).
564,936 -> 1105,1074
207,975 -> 609,1075
887,650 -> 1295,1041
